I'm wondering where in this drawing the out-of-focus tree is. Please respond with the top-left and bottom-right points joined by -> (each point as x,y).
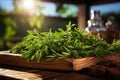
0,0 -> 44,50
12,0 -> 44,29
56,4 -> 78,18
0,17 -> 17,50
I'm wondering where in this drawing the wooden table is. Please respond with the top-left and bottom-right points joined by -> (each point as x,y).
0,51 -> 120,80
0,65 -> 104,80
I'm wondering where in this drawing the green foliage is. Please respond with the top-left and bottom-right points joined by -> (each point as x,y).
28,15 -> 44,29
0,17 -> 17,50
0,1 -> 44,50
10,22 -> 120,62
3,17 -> 17,40
108,40 -> 120,53
56,4 -> 78,18
0,40 -> 4,50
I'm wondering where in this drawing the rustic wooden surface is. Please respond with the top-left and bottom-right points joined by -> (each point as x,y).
0,51 -> 120,80
86,54 -> 120,80
0,51 -> 99,71
0,65 -> 104,80
0,68 -> 42,80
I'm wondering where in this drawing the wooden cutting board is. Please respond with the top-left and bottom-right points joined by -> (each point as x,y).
0,51 -> 100,71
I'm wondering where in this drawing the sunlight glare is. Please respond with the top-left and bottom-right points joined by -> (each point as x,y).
22,0 -> 35,11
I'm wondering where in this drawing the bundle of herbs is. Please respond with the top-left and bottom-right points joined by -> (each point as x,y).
10,22 -> 120,62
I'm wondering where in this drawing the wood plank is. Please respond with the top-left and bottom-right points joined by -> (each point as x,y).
87,65 -> 108,78
0,51 -> 73,71
102,54 -> 120,61
41,0 -> 120,5
69,57 -> 99,71
97,54 -> 120,68
98,60 -> 120,68
0,51 -> 99,71
87,65 -> 120,80
77,3 -> 88,29
41,0 -> 84,4
91,0 -> 120,5
0,68 -> 42,80
0,65 -> 65,80
106,68 -> 120,80
47,72 -> 103,80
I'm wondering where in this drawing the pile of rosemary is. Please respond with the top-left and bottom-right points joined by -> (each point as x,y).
10,22 -> 120,62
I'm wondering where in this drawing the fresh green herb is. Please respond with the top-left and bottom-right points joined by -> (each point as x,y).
10,22 -> 120,62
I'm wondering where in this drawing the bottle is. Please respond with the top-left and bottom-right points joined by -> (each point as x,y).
105,16 -> 119,43
85,10 -> 105,36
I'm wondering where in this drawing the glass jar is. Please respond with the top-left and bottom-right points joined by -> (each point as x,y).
85,10 -> 105,35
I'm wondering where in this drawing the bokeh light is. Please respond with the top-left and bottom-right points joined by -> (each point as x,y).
22,0 -> 36,13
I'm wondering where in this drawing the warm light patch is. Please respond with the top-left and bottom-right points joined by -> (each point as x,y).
22,0 -> 35,11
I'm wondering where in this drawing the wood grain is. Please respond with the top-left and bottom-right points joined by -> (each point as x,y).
48,72 -> 103,80
0,68 -> 42,80
0,51 -> 99,71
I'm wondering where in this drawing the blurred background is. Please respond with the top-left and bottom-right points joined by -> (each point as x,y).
0,0 -> 120,50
